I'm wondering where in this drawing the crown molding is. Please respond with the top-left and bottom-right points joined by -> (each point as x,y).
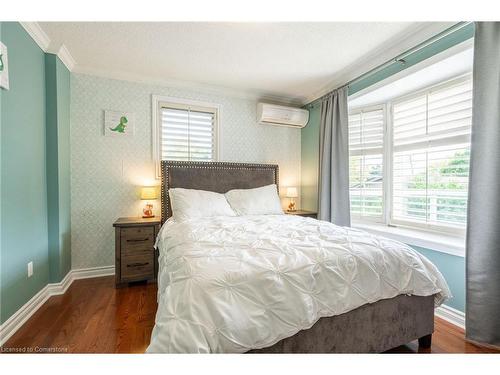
20,21 -> 51,51
20,21 -> 300,104
72,65 -> 305,106
21,22 -> 454,106
56,44 -> 76,71
304,22 -> 456,104
19,22 -> 77,72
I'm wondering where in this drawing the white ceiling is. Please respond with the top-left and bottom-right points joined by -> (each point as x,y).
38,22 -> 454,104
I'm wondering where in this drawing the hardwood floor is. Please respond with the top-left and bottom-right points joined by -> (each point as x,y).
2,276 -> 498,353
3,276 -> 157,353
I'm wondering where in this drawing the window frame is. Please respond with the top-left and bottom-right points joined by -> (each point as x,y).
348,104 -> 387,224
349,73 -> 472,238
388,74 -> 471,236
152,95 -> 221,179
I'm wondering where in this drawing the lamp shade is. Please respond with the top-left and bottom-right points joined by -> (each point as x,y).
285,187 -> 298,198
140,186 -> 158,200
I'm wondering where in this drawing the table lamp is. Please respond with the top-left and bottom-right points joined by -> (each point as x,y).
286,187 -> 298,212
140,186 -> 158,218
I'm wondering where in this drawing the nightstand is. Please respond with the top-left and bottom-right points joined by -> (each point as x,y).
285,210 -> 318,219
113,217 -> 161,287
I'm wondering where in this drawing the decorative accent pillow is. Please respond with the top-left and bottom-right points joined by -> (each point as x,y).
225,184 -> 284,216
169,188 -> 236,221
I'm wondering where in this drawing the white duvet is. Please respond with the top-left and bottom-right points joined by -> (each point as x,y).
147,215 -> 451,353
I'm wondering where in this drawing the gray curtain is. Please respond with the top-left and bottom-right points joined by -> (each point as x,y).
318,86 -> 350,226
466,22 -> 500,348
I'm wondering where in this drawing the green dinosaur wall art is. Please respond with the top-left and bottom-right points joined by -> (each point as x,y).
110,116 -> 128,133
104,110 -> 134,137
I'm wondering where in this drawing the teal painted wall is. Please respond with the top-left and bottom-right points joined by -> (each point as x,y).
45,54 -> 71,283
411,246 -> 465,312
1,22 -> 49,323
55,56 -> 71,280
300,103 -> 320,211
45,54 -> 59,283
300,105 -> 320,210
0,23 -> 71,324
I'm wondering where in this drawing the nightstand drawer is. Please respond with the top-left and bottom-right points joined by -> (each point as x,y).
121,226 -> 154,240
121,253 -> 154,281
121,236 -> 154,256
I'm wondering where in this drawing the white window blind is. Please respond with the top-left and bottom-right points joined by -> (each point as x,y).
391,77 -> 472,229
159,103 -> 217,162
349,106 -> 384,220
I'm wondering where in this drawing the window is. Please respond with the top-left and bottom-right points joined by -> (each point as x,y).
153,96 -> 219,178
392,77 -> 472,231
349,106 -> 384,221
348,75 -> 472,234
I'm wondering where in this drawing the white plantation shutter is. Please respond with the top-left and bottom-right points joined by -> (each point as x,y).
160,103 -> 217,161
349,106 -> 384,220
391,76 -> 472,229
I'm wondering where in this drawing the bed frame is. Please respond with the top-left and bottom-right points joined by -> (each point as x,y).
160,160 -> 435,353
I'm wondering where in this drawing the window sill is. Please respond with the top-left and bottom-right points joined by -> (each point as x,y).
352,221 -> 465,258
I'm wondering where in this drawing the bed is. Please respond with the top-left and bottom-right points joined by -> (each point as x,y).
147,160 -> 451,353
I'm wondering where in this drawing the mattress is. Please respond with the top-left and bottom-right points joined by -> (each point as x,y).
147,215 -> 451,353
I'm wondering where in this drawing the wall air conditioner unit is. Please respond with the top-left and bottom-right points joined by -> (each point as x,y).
257,103 -> 309,128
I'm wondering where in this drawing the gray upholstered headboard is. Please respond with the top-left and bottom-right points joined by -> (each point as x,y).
160,160 -> 279,223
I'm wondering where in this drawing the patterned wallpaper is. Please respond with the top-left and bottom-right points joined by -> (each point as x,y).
70,73 -> 301,268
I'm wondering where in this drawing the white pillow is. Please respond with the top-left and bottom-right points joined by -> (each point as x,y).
169,188 -> 236,221
225,184 -> 284,216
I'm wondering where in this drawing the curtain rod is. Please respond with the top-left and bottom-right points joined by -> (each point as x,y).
307,21 -> 472,107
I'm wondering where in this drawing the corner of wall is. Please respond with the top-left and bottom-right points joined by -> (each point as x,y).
45,53 -> 71,283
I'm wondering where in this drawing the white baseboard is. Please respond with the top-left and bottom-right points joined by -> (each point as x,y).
45,270 -> 73,296
0,285 -> 51,347
435,304 -> 465,329
70,265 -> 115,280
0,265 -> 115,346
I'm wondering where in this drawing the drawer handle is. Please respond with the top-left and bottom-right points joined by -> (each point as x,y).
127,262 -> 149,268
126,238 -> 149,243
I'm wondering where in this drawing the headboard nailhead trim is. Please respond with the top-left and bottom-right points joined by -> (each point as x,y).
160,160 -> 279,224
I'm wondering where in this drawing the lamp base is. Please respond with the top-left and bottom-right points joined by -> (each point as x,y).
142,203 -> 154,218
142,214 -> 155,218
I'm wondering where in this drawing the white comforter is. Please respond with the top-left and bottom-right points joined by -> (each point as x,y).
147,215 -> 451,353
